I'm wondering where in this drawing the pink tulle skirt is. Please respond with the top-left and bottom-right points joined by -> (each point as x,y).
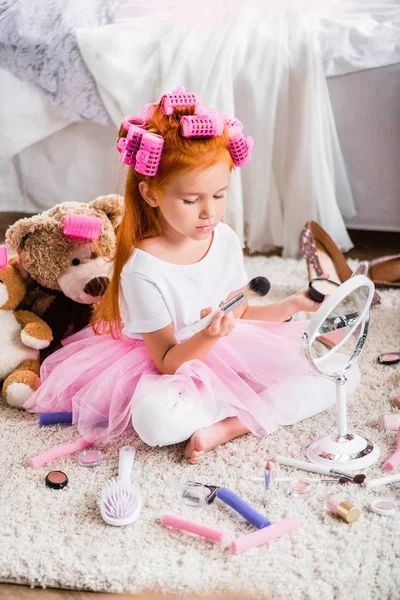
24,320 -> 331,443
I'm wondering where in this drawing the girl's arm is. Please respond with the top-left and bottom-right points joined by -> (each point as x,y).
142,309 -> 234,375
228,285 -> 326,322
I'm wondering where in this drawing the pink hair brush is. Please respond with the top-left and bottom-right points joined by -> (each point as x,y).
0,245 -> 8,268
63,213 -> 102,240
97,446 -> 141,526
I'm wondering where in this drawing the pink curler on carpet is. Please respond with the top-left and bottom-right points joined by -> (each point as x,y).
231,516 -> 300,554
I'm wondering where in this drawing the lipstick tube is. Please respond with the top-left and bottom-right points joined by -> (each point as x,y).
326,494 -> 361,523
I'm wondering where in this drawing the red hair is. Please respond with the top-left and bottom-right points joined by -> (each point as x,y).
92,104 -> 234,336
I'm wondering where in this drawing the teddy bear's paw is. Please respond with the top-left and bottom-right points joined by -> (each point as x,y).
21,329 -> 51,350
4,382 -> 35,408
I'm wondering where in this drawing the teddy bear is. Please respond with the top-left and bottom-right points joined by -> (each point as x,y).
0,248 -> 53,408
5,194 -> 124,361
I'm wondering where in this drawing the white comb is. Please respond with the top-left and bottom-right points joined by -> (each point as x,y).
97,445 -> 141,526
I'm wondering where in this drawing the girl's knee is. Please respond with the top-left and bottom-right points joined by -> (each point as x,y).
131,388 -> 200,447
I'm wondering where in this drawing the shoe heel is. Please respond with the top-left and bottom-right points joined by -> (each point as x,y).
300,222 -> 323,279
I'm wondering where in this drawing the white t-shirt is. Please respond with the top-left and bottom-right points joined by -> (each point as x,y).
120,222 -> 248,340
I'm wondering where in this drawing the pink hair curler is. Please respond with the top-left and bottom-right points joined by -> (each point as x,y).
121,115 -> 147,132
218,111 -> 243,129
160,86 -> 201,116
384,426 -> 400,471
63,214 -> 102,240
180,113 -> 224,138
227,125 -> 254,167
161,513 -> 231,544
29,438 -> 92,469
0,244 -> 8,268
117,124 -> 164,176
231,516 -> 300,554
141,103 -> 158,120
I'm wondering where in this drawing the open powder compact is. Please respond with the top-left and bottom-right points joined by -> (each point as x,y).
45,471 -> 68,490
308,278 -> 340,303
377,352 -> 400,366
370,497 -> 398,516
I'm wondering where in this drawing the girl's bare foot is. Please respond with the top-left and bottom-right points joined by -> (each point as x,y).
184,417 -> 249,464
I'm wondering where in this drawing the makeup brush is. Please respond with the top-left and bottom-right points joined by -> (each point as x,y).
276,456 -> 366,485
176,276 -> 271,339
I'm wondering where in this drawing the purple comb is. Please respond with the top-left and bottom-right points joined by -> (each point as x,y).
160,86 -> 201,116
63,214 -> 102,240
0,244 -> 7,268
181,113 -> 224,138
227,126 -> 254,167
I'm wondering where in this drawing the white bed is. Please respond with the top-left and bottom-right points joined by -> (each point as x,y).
1,1 -> 399,256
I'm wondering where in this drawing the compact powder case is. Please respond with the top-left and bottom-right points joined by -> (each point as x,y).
308,278 -> 340,303
45,470 -> 68,490
370,497 -> 399,516
377,352 -> 400,366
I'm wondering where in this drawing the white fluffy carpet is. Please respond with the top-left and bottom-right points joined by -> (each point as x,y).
1,256 -> 399,600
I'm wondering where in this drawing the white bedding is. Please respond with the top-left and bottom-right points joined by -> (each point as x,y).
1,1 -> 399,255
76,8 -> 356,257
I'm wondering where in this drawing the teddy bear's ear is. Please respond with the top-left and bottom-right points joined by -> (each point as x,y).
5,215 -> 42,252
90,194 -> 124,229
6,214 -> 60,252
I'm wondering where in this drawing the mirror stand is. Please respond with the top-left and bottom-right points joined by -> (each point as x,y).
306,372 -> 380,470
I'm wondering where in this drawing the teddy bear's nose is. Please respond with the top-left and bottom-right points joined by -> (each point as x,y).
83,276 -> 109,297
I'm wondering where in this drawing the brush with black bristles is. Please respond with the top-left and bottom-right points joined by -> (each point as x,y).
175,276 -> 271,339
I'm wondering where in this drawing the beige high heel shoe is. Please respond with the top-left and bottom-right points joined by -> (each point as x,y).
299,221 -> 382,305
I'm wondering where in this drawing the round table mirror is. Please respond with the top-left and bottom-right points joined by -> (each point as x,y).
301,274 -> 380,470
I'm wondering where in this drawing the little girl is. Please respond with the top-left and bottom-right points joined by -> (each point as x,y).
25,88 -> 358,463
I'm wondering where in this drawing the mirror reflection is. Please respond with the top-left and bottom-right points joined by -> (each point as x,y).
310,285 -> 370,363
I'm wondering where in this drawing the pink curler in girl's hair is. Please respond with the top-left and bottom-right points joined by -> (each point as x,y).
141,103 -> 158,120
227,126 -> 254,167
63,214 -> 102,240
121,115 -> 146,132
117,124 -> 164,176
0,244 -> 8,268
160,86 -> 202,116
181,113 -> 224,138
384,426 -> 400,471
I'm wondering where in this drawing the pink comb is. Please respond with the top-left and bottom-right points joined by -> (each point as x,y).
0,244 -> 7,268
121,115 -> 146,132
160,86 -> 201,116
63,214 -> 102,240
141,103 -> 157,120
227,126 -> 254,167
118,125 -> 164,176
180,113 -> 224,138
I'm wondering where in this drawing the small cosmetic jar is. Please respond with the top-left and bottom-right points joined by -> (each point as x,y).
308,278 -> 340,303
77,449 -> 103,468
370,497 -> 398,516
45,471 -> 68,490
288,479 -> 315,499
